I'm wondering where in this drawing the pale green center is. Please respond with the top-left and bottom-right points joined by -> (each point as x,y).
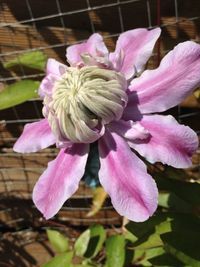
44,66 -> 127,143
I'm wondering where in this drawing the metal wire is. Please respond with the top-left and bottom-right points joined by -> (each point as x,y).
0,0 -> 200,233
0,0 -> 150,28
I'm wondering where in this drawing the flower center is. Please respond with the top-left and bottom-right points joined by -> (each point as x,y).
43,66 -> 127,143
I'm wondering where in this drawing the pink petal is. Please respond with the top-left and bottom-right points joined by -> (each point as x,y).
126,41 -> 200,115
66,33 -> 108,66
38,59 -> 67,98
98,131 -> 158,222
33,144 -> 89,219
109,120 -> 149,140
46,58 -> 67,76
13,119 -> 56,153
38,74 -> 58,98
129,115 -> 199,168
109,28 -> 161,79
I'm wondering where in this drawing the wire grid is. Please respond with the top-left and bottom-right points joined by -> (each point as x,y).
0,0 -> 200,229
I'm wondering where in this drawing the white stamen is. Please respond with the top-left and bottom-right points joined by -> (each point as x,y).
44,66 -> 127,143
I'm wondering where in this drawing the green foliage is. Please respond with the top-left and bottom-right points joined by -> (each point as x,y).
1,51 -> 47,110
73,265 -> 94,267
125,170 -> 200,266
43,212 -> 200,266
84,225 -> 106,258
74,225 -> 106,259
42,252 -> 73,267
74,229 -> 91,257
156,173 -> 200,207
0,80 -> 39,110
3,51 -> 47,71
42,165 -> 200,267
162,231 -> 200,266
47,229 -> 69,253
105,235 -> 125,267
126,212 -> 200,266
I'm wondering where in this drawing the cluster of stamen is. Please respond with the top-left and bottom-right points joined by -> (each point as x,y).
43,66 -> 127,143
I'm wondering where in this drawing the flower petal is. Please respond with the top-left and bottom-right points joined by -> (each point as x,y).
109,28 -> 161,79
129,115 -> 199,168
46,58 -> 67,76
38,59 -> 67,98
98,130 -> 158,222
66,33 -> 108,66
13,119 -> 56,153
38,74 -> 58,98
33,144 -> 89,219
109,120 -> 149,140
126,41 -> 200,115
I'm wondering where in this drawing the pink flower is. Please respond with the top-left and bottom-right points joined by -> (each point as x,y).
14,28 -> 199,222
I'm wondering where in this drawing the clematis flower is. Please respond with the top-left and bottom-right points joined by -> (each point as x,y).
14,28 -> 199,222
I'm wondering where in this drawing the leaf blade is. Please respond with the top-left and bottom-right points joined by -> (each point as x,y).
84,224 -> 106,258
105,235 -> 125,267
4,51 -> 47,71
42,252 -> 73,267
161,231 -> 200,267
0,80 -> 39,110
74,229 -> 91,257
47,229 -> 69,253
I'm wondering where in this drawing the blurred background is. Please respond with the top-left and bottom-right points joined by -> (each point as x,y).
0,1 -> 200,266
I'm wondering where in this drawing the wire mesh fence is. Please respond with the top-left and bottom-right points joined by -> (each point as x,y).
0,1 -> 200,266
0,0 -> 200,233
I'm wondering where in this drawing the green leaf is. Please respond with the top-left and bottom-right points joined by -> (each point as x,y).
125,213 -> 170,243
124,230 -> 138,243
4,51 -> 47,71
156,170 -> 200,206
47,229 -> 69,253
127,213 -> 200,251
72,265 -> 94,267
131,220 -> 171,250
105,235 -> 125,267
42,252 -> 73,267
149,252 -> 186,267
133,247 -> 183,266
158,192 -> 192,213
124,245 -> 134,267
161,231 -> 200,267
132,249 -> 149,266
127,212 -> 200,266
0,80 -> 39,110
74,229 -> 91,257
74,225 -> 106,259
84,224 -> 106,258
